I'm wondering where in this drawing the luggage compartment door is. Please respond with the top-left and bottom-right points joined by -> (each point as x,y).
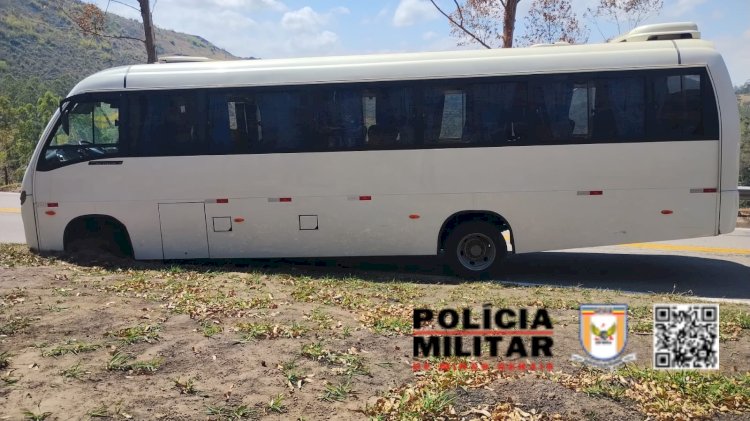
158,203 -> 209,259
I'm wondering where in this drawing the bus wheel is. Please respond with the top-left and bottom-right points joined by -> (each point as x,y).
445,221 -> 507,278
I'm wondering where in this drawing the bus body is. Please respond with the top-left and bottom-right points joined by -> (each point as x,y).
20,22 -> 740,276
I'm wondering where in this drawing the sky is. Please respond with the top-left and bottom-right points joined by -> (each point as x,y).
85,0 -> 750,86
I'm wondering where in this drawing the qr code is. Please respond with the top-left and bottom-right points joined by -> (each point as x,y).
653,304 -> 719,369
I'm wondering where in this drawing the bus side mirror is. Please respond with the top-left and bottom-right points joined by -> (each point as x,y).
61,111 -> 70,135
59,99 -> 71,135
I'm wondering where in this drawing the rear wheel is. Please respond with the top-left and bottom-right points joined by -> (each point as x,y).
445,221 -> 507,278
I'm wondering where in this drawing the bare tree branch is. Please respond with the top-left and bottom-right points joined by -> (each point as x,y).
110,0 -> 141,12
453,0 -> 464,24
429,0 -> 492,49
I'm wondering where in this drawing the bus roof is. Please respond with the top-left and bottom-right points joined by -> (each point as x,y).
67,37 -> 720,97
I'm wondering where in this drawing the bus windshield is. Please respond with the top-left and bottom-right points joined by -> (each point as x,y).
39,98 -> 121,170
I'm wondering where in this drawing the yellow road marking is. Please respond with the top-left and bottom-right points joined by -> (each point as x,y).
622,243 -> 750,255
0,207 -> 21,214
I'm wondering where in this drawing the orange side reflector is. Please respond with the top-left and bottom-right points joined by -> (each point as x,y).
45,210 -> 56,216
233,217 -> 245,223
409,214 -> 420,219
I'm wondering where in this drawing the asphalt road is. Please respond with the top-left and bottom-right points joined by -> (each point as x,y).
1,192 -> 748,301
0,192 -> 24,243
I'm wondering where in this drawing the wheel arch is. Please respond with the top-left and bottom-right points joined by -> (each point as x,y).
437,210 -> 515,254
63,214 -> 134,257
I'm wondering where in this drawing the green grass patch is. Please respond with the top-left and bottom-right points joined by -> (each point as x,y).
105,324 -> 160,344
235,322 -> 307,341
107,352 -> 162,374
301,342 -> 368,376
42,340 -> 100,357
206,404 -> 256,420
555,365 -> 750,420
200,320 -> 223,338
321,378 -> 355,402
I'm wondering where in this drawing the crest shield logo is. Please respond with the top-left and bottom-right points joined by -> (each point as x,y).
579,305 -> 627,361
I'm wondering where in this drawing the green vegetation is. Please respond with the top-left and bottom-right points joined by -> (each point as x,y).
267,394 -> 286,414
60,361 -> 85,379
235,322 -> 308,341
205,404 -> 256,420
0,316 -> 33,335
0,0 -> 239,187
22,409 -> 52,421
321,378 -> 355,402
41,340 -> 100,357
0,351 -> 11,369
561,366 -> 750,420
105,324 -> 160,344
739,97 -> 750,207
106,352 -> 162,374
173,378 -> 198,395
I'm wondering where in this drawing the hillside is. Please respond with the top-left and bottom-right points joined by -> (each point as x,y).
0,0 -> 239,97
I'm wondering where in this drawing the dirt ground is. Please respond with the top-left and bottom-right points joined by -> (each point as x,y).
0,245 -> 748,420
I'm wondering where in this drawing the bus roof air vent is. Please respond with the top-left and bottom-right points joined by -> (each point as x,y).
157,56 -> 213,64
609,22 -> 700,43
530,41 -> 572,48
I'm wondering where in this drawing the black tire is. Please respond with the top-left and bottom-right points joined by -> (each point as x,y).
444,220 -> 507,279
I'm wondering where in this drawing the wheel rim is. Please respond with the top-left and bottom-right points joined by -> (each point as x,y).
456,232 -> 496,271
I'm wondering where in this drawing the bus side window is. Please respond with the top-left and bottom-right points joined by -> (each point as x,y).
207,93 -> 259,154
591,77 -> 645,141
312,88 -> 365,150
364,86 -> 416,149
531,77 -> 585,143
466,81 -> 527,144
133,92 -> 207,156
650,73 -> 704,139
255,91 -> 304,152
423,87 -> 467,145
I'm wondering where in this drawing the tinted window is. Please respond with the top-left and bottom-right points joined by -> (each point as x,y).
108,69 -> 722,160
649,72 -> 717,139
591,77 -> 645,140
131,92 -> 207,156
308,88 -> 366,150
363,86 -> 417,148
530,76 -> 587,143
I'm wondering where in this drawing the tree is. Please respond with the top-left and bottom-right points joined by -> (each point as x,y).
65,0 -> 157,63
519,0 -> 587,45
586,0 -> 663,41
0,91 -> 60,185
429,0 -> 521,48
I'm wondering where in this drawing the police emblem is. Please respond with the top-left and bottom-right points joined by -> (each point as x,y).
572,304 -> 636,369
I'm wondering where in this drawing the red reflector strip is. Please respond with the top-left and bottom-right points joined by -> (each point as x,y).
216,198 -> 229,204
409,214 -> 420,219
47,202 -> 58,207
690,188 -> 718,193
269,197 -> 292,203
233,217 -> 245,223
661,210 -> 673,215
359,195 -> 372,201
577,191 -> 603,196
45,210 -> 56,216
